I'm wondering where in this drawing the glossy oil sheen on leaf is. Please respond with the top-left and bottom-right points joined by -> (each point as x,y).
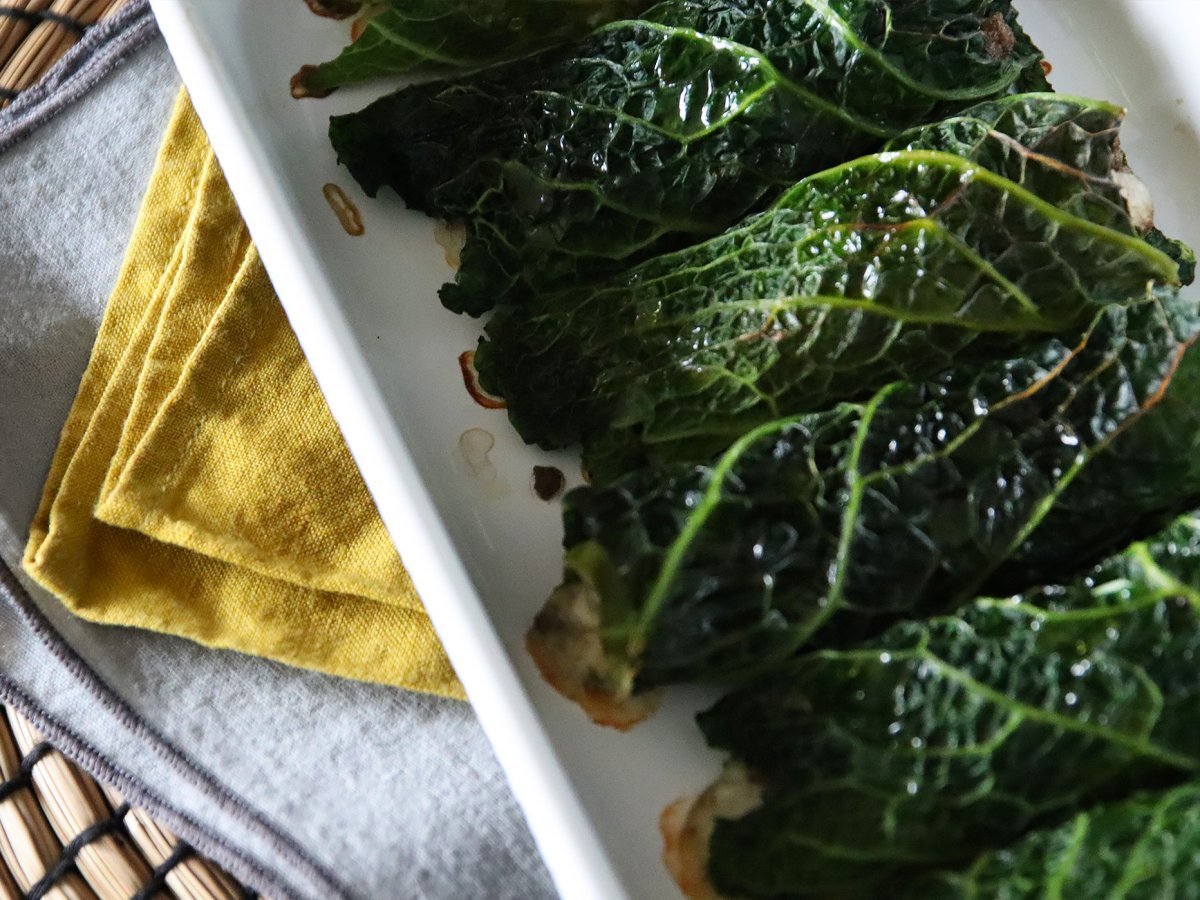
329,0 -> 1049,313
295,0 -> 648,96
696,511 -> 1200,897
526,291 -> 1200,718
909,783 -> 1200,900
476,95 -> 1187,481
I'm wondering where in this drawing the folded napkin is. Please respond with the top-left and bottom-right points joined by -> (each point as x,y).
23,91 -> 462,700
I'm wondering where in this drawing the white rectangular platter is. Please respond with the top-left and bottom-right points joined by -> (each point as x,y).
148,2 -> 1200,897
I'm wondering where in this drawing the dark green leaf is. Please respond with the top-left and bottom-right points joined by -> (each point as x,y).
526,292 -> 1200,721
695,512 -> 1200,897
329,0 -> 1049,313
476,95 -> 1184,481
295,0 -> 646,96
910,783 -> 1200,900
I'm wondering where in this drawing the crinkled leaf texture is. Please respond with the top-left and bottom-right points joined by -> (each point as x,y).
330,0 -> 1049,313
697,512 -> 1200,897
912,782 -> 1200,900
527,290 -> 1200,713
296,0 -> 646,95
477,95 -> 1188,481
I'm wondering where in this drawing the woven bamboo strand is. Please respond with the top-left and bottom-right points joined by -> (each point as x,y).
0,0 -> 127,106
0,844 -> 21,900
6,709 -> 156,899
0,0 -> 109,88
0,706 -> 255,899
0,1 -> 55,66
0,0 -> 86,95
0,711 -> 94,899
97,0 -> 125,20
99,785 -> 245,900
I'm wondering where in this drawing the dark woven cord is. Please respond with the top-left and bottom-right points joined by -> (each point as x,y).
0,6 -> 87,34
0,741 -> 53,804
131,839 -> 193,900
0,86 -> 18,101
25,802 -> 131,900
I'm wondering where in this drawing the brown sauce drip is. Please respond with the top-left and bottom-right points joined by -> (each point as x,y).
323,183 -> 364,236
458,350 -> 508,409
304,0 -> 358,19
290,65 -> 334,100
532,466 -> 565,501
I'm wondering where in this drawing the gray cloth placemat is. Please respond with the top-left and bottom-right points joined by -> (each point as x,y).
0,16 -> 555,900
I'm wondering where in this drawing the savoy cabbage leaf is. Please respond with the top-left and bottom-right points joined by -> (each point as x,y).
476,95 -> 1187,481
691,511 -> 1200,897
526,291 -> 1200,726
910,783 -> 1200,900
329,0 -> 1049,313
293,0 -> 646,97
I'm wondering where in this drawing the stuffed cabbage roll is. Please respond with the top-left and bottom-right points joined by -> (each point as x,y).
477,94 -> 1189,481
293,0 -> 647,96
664,511 -> 1200,897
330,0 -> 1049,313
528,291 -> 1200,727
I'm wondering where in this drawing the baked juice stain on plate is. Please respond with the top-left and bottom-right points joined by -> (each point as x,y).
457,428 -> 512,498
532,466 -> 565,501
323,183 -> 364,235
458,350 -> 507,409
459,428 -> 497,481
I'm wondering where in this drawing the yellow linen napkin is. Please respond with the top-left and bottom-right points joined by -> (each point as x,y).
24,92 -> 463,700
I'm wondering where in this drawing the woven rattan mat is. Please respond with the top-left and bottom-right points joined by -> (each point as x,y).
1,4 -> 258,898
0,0 -> 132,108
0,705 -> 254,900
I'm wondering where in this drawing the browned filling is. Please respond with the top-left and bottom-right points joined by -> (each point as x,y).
981,12 -> 1016,61
661,767 -> 764,900
526,580 -> 663,730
